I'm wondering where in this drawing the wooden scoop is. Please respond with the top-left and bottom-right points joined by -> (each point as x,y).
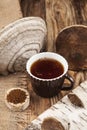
55,25 -> 87,71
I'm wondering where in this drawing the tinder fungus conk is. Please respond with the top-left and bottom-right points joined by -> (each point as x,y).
0,17 -> 47,75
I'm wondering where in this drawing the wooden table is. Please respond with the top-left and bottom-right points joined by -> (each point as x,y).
0,0 -> 87,130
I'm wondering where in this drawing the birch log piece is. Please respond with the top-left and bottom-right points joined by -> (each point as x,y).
0,17 -> 47,75
25,81 -> 87,130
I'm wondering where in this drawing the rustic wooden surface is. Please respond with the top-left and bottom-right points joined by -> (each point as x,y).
0,72 -> 51,130
0,0 -> 87,130
1,72 -> 87,130
20,0 -> 87,51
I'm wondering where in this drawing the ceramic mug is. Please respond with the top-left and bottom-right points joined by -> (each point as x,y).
26,52 -> 74,98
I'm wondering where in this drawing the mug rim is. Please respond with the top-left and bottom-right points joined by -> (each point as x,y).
26,52 -> 68,81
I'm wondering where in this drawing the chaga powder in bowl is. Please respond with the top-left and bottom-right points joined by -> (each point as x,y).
5,87 -> 30,111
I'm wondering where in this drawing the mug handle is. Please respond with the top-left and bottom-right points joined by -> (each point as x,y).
62,73 -> 74,90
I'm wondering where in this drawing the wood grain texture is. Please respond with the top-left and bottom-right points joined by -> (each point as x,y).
20,0 -> 46,19
20,0 -> 87,52
0,71 -> 87,130
0,73 -> 28,130
20,0 -> 87,129
45,0 -> 87,51
0,72 -> 51,130
71,0 -> 87,24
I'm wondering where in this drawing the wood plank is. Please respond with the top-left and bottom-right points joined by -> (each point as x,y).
20,0 -> 46,19
20,1 -> 87,129
0,71 -> 87,130
0,72 -> 51,130
45,0 -> 87,51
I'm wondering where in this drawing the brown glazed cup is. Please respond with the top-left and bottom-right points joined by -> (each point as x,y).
26,52 -> 74,98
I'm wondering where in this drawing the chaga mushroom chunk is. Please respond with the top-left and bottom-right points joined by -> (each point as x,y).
55,25 -> 87,71
41,117 -> 65,130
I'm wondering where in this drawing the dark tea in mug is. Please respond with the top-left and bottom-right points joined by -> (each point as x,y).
26,52 -> 74,98
30,58 -> 64,79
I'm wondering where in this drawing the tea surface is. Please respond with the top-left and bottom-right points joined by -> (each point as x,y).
30,58 -> 64,79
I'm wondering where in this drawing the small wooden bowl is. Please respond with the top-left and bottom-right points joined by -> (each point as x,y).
56,25 -> 87,71
5,87 -> 30,111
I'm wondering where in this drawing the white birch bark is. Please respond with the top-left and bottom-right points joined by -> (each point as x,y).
25,81 -> 87,130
